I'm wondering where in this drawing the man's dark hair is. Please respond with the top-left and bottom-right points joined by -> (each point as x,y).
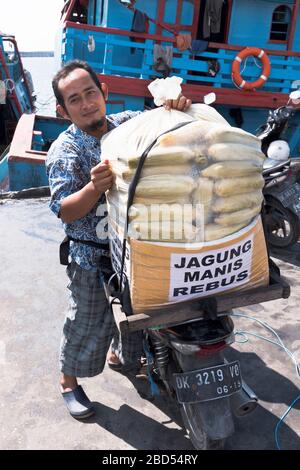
52,59 -> 103,109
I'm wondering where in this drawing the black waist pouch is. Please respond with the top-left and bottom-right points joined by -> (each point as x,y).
59,235 -> 110,268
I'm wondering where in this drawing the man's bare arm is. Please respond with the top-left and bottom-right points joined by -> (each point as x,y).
60,160 -> 113,224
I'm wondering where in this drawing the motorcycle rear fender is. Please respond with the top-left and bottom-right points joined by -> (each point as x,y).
182,397 -> 235,440
174,350 -> 235,440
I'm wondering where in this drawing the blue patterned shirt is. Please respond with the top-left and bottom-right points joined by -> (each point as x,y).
46,110 -> 141,271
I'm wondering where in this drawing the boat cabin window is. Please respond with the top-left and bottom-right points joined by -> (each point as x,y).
3,40 -> 17,64
67,0 -> 88,24
66,0 -> 105,26
270,5 -> 291,42
2,40 -> 22,83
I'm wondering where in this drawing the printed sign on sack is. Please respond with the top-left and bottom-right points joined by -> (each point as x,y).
169,235 -> 254,301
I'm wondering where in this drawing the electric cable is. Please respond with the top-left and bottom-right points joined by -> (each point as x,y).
231,311 -> 300,450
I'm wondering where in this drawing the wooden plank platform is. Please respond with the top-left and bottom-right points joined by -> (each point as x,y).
112,272 -> 290,334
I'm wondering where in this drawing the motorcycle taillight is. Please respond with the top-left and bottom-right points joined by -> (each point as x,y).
286,166 -> 296,176
195,333 -> 235,356
196,341 -> 227,357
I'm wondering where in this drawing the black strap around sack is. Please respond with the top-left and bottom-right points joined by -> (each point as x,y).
60,235 -> 109,266
118,121 -> 193,291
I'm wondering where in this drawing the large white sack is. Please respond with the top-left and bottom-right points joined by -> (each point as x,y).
102,106 -> 265,243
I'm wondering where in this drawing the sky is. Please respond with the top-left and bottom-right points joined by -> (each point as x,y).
0,0 -> 65,51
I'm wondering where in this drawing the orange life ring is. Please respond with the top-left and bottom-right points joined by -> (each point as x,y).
232,47 -> 271,91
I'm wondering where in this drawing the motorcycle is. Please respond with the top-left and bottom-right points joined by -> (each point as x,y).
256,92 -> 300,248
108,281 -> 268,450
263,154 -> 300,248
144,311 -> 257,450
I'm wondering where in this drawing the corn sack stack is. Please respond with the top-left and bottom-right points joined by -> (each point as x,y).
101,105 -> 269,314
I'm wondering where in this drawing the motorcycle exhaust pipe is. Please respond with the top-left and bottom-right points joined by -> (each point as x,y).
230,381 -> 258,417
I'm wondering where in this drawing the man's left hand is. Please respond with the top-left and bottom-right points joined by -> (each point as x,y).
164,94 -> 192,112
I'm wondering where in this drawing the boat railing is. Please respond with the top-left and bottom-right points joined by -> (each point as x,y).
62,21 -> 300,95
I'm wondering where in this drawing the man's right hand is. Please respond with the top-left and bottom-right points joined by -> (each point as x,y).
60,159 -> 113,224
90,159 -> 113,193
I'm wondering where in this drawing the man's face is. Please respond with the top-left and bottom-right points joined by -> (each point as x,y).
57,68 -> 107,136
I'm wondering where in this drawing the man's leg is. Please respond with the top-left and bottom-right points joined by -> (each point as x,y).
108,327 -> 144,372
61,374 -> 78,392
60,261 -> 116,418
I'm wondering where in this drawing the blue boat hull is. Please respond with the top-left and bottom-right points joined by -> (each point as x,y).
0,114 -> 69,192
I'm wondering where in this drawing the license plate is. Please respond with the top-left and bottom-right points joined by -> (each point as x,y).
173,361 -> 242,404
277,183 -> 300,215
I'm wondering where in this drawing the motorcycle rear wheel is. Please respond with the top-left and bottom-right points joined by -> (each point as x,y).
264,198 -> 300,248
181,403 -> 225,450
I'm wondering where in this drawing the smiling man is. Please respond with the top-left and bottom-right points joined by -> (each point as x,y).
46,59 -> 191,420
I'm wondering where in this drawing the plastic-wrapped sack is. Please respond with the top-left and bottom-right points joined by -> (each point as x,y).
102,105 -> 265,243
101,105 -> 269,313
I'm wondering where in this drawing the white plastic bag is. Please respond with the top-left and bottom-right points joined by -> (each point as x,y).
147,76 -> 183,106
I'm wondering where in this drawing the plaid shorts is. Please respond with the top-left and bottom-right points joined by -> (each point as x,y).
60,260 -> 143,377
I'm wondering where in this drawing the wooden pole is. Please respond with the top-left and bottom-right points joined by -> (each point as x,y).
288,0 -> 300,50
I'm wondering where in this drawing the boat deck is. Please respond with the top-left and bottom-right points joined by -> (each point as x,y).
0,197 -> 300,450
